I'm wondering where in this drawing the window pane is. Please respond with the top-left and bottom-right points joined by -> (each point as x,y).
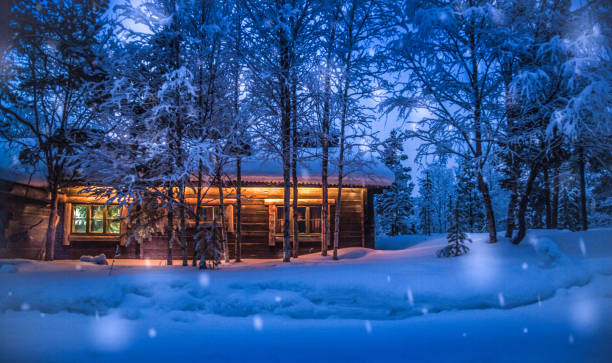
107,205 -> 120,219
200,206 -> 214,222
106,205 -> 121,234
310,207 -> 322,233
108,221 -> 120,234
90,205 -> 104,233
72,205 -> 87,233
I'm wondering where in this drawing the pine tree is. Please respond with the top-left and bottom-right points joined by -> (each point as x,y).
559,186 -> 581,231
455,162 -> 485,233
418,170 -> 434,235
376,130 -> 415,236
437,198 -> 472,258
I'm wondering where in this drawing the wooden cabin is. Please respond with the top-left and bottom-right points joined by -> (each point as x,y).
0,156 -> 392,260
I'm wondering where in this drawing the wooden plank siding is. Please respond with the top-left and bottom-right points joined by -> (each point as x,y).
1,184 -> 380,260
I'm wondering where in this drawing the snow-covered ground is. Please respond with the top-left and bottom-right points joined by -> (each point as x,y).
1,229 -> 612,362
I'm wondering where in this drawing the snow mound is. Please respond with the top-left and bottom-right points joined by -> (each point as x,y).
0,229 -> 608,322
337,248 -> 371,259
80,254 -> 108,265
528,237 -> 568,268
0,264 -> 17,273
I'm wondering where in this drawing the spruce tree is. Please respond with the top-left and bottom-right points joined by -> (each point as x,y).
418,170 -> 434,235
437,198 -> 472,258
376,131 -> 415,235
559,186 -> 581,231
455,162 -> 485,233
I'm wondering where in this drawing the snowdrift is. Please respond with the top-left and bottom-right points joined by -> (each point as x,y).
1,229 -> 610,321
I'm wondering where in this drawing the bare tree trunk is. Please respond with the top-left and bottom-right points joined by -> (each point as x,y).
477,172 -> 497,243
320,7 -> 338,257
179,180 -> 187,266
321,149 -> 329,257
216,169 -> 229,263
551,166 -> 559,229
167,184 -> 174,266
279,4 -> 292,263
235,158 -> 242,262
193,162 -> 203,266
578,150 -> 588,231
291,74 -> 299,259
470,18 -> 496,243
512,164 -> 540,245
505,185 -> 518,238
44,186 -> 59,261
544,168 -> 552,229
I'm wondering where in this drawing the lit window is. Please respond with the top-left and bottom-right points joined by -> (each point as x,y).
276,206 -> 322,234
71,204 -> 121,235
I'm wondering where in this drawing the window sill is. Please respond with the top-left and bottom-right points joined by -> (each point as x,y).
69,234 -> 120,242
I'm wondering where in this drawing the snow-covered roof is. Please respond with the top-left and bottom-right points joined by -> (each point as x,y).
0,140 -> 393,188
234,154 -> 393,187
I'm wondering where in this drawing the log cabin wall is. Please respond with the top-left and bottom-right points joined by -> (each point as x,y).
0,181 -> 50,259
2,183 -> 379,260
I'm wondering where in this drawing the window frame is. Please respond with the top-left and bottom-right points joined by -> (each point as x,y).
71,204 -> 121,235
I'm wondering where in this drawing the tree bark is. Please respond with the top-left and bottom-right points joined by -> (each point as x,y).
167,184 -> 174,266
477,172 -> 497,243
320,7 -> 338,257
578,151 -> 588,231
193,161 -> 203,267
551,166 -> 559,229
470,15 -> 496,243
216,169 -> 229,263
512,164 -> 540,245
179,180 -> 187,266
291,73 -> 299,259
235,158 -> 242,262
544,168 -> 552,229
279,2 -> 292,262
44,186 -> 59,261
505,184 -> 518,238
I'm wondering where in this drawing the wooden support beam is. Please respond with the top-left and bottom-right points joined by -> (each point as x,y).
263,198 -> 334,205
268,205 -> 276,246
63,203 -> 71,246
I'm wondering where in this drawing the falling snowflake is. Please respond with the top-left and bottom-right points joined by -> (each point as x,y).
521,262 -> 529,270
523,328 -> 528,334
406,288 -> 414,307
198,273 -> 210,287
20,303 -> 30,311
274,296 -> 282,303
253,315 -> 263,331
579,238 -> 587,257
148,328 -> 157,338
364,320 -> 372,333
498,293 -> 505,307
